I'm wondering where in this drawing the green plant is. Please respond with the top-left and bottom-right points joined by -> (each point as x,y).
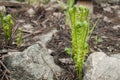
66,0 -> 90,79
0,13 -> 23,47
64,47 -> 72,55
57,0 -> 74,26
94,36 -> 103,44
1,14 -> 14,44
57,0 -> 66,10
0,11 -> 4,21
16,28 -> 23,47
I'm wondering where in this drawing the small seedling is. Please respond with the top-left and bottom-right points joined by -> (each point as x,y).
1,14 -> 14,44
94,36 -> 103,44
0,11 -> 4,21
0,13 -> 23,47
16,28 -> 23,47
64,47 -> 72,55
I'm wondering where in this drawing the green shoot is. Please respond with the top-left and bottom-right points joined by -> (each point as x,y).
56,0 -> 66,10
67,0 -> 74,8
57,0 -> 74,26
0,12 -> 23,47
0,11 -> 4,21
89,19 -> 99,39
67,0 -> 90,79
94,36 -> 103,44
64,47 -> 72,55
1,14 -> 14,43
16,28 -> 23,47
65,0 -> 75,26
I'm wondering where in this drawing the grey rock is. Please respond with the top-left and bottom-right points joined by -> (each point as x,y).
103,7 -> 112,13
37,29 -> 57,45
59,58 -> 73,64
0,6 -> 6,13
83,52 -> 120,80
112,25 -> 120,30
111,5 -> 119,10
22,24 -> 34,33
111,54 -> 120,59
5,42 -> 62,80
100,3 -> 110,8
27,8 -> 35,17
103,16 -> 112,23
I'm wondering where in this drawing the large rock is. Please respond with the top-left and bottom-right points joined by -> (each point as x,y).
83,52 -> 120,80
5,42 -> 62,80
36,29 -> 57,45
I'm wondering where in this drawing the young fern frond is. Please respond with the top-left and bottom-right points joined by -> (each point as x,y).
16,28 -> 23,47
67,0 -> 74,8
68,3 -> 89,80
1,14 -> 14,43
57,0 -> 75,26
0,13 -> 23,47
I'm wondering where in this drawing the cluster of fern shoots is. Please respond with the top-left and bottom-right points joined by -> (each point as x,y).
66,0 -> 90,80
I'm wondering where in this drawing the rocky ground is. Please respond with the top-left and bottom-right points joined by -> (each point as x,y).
91,1 -> 120,55
0,0 -> 120,80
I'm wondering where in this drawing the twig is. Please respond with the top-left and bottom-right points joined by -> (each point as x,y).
12,23 -> 20,37
0,61 -> 10,74
1,70 -> 7,80
7,22 -> 20,45
5,74 -> 9,80
22,30 -> 32,34
0,1 -> 28,7
23,30 -> 42,39
89,18 -> 99,39
41,52 -> 59,80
